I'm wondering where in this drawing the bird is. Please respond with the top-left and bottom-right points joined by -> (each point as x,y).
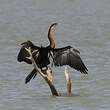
17,23 -> 88,84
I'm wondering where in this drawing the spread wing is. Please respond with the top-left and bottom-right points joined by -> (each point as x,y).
17,40 -> 40,64
52,46 -> 88,74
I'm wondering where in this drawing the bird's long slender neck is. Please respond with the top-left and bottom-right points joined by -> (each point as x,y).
48,27 -> 55,48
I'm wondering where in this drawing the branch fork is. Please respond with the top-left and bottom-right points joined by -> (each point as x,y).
25,47 -> 71,96
25,47 -> 60,96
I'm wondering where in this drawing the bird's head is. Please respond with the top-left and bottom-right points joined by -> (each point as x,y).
50,23 -> 63,30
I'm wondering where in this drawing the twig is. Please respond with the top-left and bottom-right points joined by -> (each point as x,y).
25,47 -> 60,96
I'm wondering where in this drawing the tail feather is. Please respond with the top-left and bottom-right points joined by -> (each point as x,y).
25,69 -> 37,84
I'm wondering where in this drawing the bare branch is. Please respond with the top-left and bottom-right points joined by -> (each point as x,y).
46,67 -> 53,84
65,67 -> 71,94
25,47 -> 60,96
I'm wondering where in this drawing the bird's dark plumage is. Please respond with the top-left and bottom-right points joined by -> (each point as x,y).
25,69 -> 37,84
53,46 -> 88,74
17,23 -> 88,84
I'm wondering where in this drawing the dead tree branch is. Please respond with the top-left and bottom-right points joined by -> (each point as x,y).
25,47 -> 60,96
65,67 -> 71,94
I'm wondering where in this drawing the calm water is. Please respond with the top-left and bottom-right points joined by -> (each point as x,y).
0,0 -> 110,110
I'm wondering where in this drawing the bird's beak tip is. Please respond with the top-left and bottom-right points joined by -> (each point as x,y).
58,23 -> 63,25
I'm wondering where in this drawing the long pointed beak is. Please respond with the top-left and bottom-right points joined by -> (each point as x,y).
57,23 -> 64,25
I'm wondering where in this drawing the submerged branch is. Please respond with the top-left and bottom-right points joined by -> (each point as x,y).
65,67 -> 71,94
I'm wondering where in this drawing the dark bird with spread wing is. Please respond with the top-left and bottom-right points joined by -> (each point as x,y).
17,23 -> 88,84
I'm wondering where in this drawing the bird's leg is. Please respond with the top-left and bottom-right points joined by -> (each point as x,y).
64,67 -> 71,94
25,47 -> 60,96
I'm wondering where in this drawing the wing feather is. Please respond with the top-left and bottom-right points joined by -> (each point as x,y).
52,46 -> 88,74
17,40 -> 40,64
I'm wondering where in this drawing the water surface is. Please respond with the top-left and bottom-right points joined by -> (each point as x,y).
0,0 -> 110,110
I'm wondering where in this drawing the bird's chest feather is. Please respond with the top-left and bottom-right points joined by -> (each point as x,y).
36,47 -> 50,65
